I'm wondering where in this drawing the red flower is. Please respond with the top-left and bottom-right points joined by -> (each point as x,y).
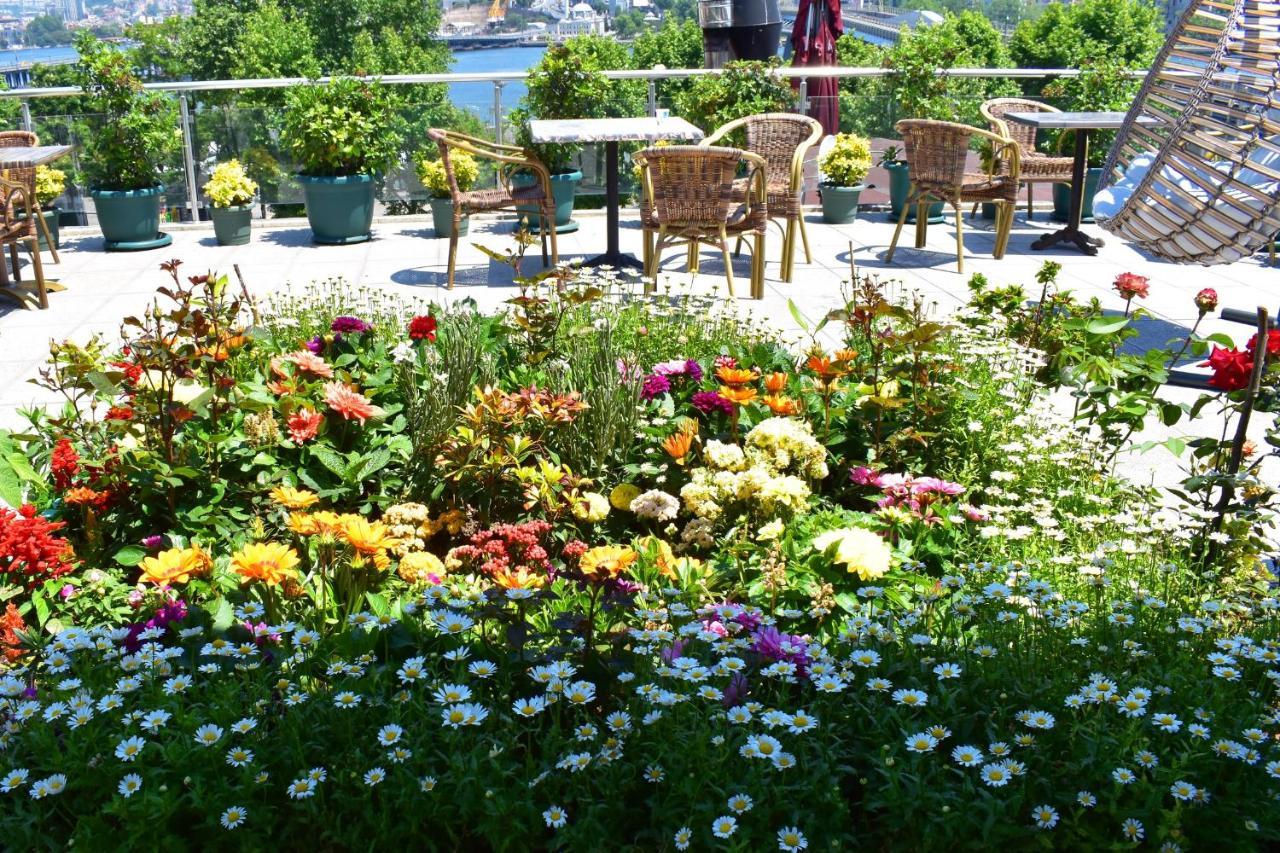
0,504 -> 76,590
1247,329 -> 1280,358
1203,346 -> 1253,391
408,315 -> 438,342
1,602 -> 27,662
287,408 -> 323,443
105,406 -> 135,421
51,439 -> 78,491
1113,272 -> 1150,300
1194,288 -> 1218,314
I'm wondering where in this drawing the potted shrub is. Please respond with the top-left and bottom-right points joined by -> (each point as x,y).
418,150 -> 478,239
77,34 -> 179,251
282,77 -> 404,244
203,160 -> 257,246
881,145 -> 944,226
32,165 -> 65,250
818,133 -> 872,224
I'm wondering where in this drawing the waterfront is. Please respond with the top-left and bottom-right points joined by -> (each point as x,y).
447,44 -> 546,120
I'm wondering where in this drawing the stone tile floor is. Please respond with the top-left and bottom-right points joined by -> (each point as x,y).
0,205 -> 1275,489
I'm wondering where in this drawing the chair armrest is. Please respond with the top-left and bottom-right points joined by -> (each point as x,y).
971,127 -> 1021,185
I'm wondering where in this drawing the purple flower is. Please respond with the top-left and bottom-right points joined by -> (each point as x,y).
330,316 -> 371,334
660,639 -> 687,664
692,390 -> 733,417
640,374 -> 671,400
850,466 -> 883,488
683,359 -> 703,381
722,672 -> 749,708
305,335 -> 324,355
141,534 -> 164,551
652,358 -> 704,382
751,625 -> 811,677
58,584 -> 76,600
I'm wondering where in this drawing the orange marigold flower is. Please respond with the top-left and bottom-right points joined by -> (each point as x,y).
579,545 -> 638,581
287,408 -> 323,443
718,386 -> 758,406
139,546 -> 208,586
806,355 -> 845,379
763,394 -> 801,415
763,371 -> 789,393
715,366 -> 757,386
271,486 -> 319,510
662,427 -> 695,461
324,382 -> 377,423
231,542 -> 300,586
834,348 -> 858,362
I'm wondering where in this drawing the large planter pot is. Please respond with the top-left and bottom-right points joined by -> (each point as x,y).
514,169 -> 581,234
885,161 -> 943,224
1052,167 -> 1102,224
819,182 -> 864,224
18,209 -> 59,250
210,204 -> 253,246
429,197 -> 470,238
90,185 -> 172,251
297,173 -> 376,245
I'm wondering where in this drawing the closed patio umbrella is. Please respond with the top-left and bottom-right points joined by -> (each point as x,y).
790,0 -> 841,136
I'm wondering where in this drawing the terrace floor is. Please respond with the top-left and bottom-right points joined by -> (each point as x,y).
0,205 -> 1275,488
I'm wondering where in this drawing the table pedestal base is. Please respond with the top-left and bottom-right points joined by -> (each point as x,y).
1031,227 -> 1105,256
580,251 -> 644,270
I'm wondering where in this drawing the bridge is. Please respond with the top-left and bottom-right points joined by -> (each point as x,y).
780,3 -> 911,47
0,56 -> 76,90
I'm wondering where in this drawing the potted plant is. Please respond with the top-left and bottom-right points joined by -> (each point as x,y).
203,160 -> 257,246
32,165 -> 65,250
281,77 -> 404,244
976,138 -> 999,220
818,133 -> 872,224
77,34 -> 180,251
418,150 -> 478,239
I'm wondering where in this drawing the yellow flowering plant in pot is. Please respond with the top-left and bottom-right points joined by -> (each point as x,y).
202,159 -> 258,246
33,165 -> 66,250
818,133 -> 872,224
417,150 -> 478,239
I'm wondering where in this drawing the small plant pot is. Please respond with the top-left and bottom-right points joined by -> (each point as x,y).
429,197 -> 470,238
886,161 -> 944,224
18,208 -> 59,250
297,173 -> 376,245
979,202 -> 998,220
513,169 -> 581,234
90,185 -> 172,251
819,182 -> 864,224
210,204 -> 253,246
1052,167 -> 1102,224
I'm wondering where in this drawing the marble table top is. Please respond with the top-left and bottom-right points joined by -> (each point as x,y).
0,145 -> 74,169
530,117 -> 704,144
1005,111 -> 1157,130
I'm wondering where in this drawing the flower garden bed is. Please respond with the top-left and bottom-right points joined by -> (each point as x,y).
0,259 -> 1278,849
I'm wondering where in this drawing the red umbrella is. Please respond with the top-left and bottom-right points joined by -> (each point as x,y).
790,0 -> 842,136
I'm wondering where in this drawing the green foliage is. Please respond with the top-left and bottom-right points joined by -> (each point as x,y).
1042,57 -> 1142,165
819,133 -> 872,187
75,34 -> 181,192
835,34 -> 891,138
24,13 -> 73,46
281,77 -> 405,177
674,59 -> 795,141
631,18 -> 705,105
1011,0 -> 1163,75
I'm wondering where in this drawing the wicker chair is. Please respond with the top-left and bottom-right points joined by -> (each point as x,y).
0,178 -> 50,309
0,130 -> 58,267
980,98 -> 1074,219
885,120 -> 1021,274
700,113 -> 822,282
1094,0 -> 1280,265
426,129 -> 558,289
634,145 -> 768,299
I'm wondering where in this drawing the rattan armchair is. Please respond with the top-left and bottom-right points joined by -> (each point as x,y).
700,113 -> 822,282
885,120 -> 1021,274
634,145 -> 768,299
426,129 -> 558,289
0,130 -> 58,266
0,177 -> 50,309
980,99 -> 1073,220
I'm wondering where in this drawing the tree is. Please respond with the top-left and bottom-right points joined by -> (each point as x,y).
631,18 -> 703,103
835,34 -> 890,137
25,14 -> 73,47
612,10 -> 646,39
1010,0 -> 1163,72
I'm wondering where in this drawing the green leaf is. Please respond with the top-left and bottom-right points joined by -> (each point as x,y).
115,545 -> 147,566
356,447 -> 392,481
787,299 -> 810,333
210,597 -> 234,632
311,447 -> 350,480
1086,317 -> 1129,335
86,370 -> 121,398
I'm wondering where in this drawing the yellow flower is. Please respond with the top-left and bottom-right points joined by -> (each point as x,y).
289,510 -> 344,537
398,551 -> 446,585
572,492 -> 610,523
812,527 -> 892,581
231,542 -> 300,585
437,508 -> 468,535
609,483 -> 642,511
579,545 -> 638,581
340,516 -> 400,557
492,566 -> 546,590
139,546 -> 209,586
271,486 -> 319,510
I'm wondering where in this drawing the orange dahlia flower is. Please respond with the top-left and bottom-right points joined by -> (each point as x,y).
323,382 -> 376,423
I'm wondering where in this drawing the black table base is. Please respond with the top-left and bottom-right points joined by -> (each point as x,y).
1031,126 -> 1104,256
579,140 -> 644,270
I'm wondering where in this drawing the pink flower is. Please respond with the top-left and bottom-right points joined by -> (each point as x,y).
1194,288 -> 1218,314
1113,272 -> 1150,300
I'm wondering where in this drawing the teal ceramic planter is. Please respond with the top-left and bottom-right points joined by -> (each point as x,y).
429,197 -> 470,238
1052,167 -> 1102,224
819,183 -> 864,224
514,169 -> 581,234
210,205 -> 253,246
885,161 -> 943,224
298,173 -> 376,245
90,185 -> 171,251
18,209 -> 59,250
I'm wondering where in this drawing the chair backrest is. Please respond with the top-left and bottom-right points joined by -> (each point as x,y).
635,146 -> 743,228
895,120 -> 974,189
980,98 -> 1057,157
740,113 -> 822,189
0,130 -> 39,199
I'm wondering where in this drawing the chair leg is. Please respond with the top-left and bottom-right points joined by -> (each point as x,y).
446,224 -> 459,290
782,217 -> 796,283
796,211 -> 812,263
733,235 -> 743,258
885,195 -> 912,264
34,213 -> 58,264
719,226 -> 734,298
953,204 -> 965,275
26,237 -> 46,310
688,241 -> 700,275
752,231 -> 765,299
1025,184 -> 1033,219
9,243 -> 20,281
996,201 -> 1013,259
914,201 -> 928,248
539,208 -> 549,267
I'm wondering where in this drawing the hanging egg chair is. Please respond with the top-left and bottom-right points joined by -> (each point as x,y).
1093,0 -> 1280,265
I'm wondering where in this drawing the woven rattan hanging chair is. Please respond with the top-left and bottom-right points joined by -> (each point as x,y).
1093,0 -> 1280,265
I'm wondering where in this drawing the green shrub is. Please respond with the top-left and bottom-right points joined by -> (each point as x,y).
674,59 -> 795,139
281,77 -> 405,177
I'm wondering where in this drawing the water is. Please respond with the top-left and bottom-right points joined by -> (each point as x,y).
447,45 -> 546,122
0,45 -> 78,68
